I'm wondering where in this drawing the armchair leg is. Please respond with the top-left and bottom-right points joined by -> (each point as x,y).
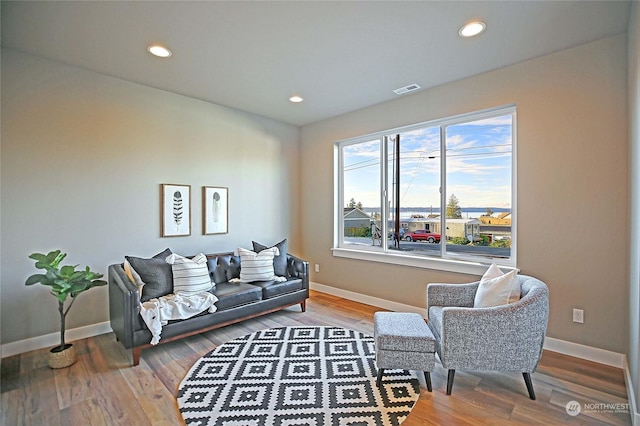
523,373 -> 536,400
424,371 -> 432,392
446,369 -> 455,395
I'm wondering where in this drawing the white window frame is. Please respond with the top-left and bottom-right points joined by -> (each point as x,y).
333,105 -> 517,275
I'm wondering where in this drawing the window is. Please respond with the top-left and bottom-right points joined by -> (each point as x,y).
335,105 -> 515,272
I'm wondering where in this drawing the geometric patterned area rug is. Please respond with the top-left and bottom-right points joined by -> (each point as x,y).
177,326 -> 420,426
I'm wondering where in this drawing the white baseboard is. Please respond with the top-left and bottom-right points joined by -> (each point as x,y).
543,337 -> 625,368
311,282 -> 428,317
310,281 -> 625,368
1,321 -> 112,358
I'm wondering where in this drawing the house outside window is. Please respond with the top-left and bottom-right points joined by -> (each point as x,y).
334,105 -> 516,272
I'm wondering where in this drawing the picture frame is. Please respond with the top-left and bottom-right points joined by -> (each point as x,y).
203,186 -> 228,235
161,184 -> 191,237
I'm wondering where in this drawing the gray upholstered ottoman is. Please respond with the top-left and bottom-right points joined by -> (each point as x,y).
373,311 -> 436,392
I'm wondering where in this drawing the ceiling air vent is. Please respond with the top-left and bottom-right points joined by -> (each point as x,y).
393,83 -> 421,95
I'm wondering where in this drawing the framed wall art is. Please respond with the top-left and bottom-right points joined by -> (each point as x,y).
203,186 -> 228,235
161,184 -> 191,237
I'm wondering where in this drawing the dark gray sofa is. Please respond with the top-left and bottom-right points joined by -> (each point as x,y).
108,252 -> 309,366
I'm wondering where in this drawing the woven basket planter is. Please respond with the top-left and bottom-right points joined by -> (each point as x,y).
48,344 -> 77,369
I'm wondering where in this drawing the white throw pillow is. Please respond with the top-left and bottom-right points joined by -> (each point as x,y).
473,264 -> 521,308
236,246 -> 279,282
165,253 -> 213,296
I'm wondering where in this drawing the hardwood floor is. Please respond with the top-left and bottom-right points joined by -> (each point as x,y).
1,290 -> 631,425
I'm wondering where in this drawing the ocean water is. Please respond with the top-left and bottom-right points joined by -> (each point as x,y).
362,207 -> 510,219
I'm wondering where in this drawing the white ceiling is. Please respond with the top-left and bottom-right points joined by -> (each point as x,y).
1,1 -> 631,126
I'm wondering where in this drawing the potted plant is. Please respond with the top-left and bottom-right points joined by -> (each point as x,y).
25,250 -> 107,368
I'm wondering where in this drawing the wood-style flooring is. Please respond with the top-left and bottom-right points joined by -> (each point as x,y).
1,290 -> 632,425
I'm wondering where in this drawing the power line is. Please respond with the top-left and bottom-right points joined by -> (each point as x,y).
344,150 -> 511,172
344,143 -> 510,166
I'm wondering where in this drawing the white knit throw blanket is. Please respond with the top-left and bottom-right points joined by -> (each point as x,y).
140,292 -> 218,345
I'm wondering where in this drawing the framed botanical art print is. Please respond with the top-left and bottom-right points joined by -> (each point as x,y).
161,184 -> 191,237
203,186 -> 228,235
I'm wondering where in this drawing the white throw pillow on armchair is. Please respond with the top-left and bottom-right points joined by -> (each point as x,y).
473,263 -> 520,308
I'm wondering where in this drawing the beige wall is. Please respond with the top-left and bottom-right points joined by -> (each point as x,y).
0,48 -> 301,345
300,35 -> 629,353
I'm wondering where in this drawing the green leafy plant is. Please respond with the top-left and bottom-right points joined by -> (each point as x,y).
450,237 -> 470,245
490,238 -> 512,248
25,250 -> 107,352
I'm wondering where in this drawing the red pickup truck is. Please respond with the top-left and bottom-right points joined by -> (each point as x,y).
403,230 -> 441,243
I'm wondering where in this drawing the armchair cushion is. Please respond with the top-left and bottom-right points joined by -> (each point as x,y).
473,264 -> 520,308
435,303 -> 543,371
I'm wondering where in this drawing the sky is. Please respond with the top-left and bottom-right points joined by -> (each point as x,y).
343,114 -> 512,210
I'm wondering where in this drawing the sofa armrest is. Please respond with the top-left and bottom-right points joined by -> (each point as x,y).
427,281 -> 479,309
108,264 -> 140,349
287,253 -> 309,289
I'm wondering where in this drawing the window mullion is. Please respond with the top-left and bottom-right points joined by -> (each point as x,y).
440,125 -> 447,258
336,145 -> 345,248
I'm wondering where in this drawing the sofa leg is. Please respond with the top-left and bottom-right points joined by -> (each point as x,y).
523,372 -> 536,400
424,371 -> 432,392
300,300 -> 306,312
132,347 -> 142,366
446,369 -> 455,395
376,368 -> 384,387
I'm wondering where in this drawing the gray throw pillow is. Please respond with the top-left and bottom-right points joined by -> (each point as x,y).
125,248 -> 173,302
252,239 -> 287,276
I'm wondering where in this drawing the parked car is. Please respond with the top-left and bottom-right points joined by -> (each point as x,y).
404,230 -> 441,243
388,228 -> 406,240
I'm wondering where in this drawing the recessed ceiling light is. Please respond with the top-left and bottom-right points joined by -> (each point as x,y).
459,21 -> 486,38
289,96 -> 304,103
147,44 -> 172,58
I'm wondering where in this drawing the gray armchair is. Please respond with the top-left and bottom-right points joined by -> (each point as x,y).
426,274 -> 549,399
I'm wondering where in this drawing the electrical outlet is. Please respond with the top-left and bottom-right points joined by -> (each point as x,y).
314,264 -> 320,273
572,308 -> 584,324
